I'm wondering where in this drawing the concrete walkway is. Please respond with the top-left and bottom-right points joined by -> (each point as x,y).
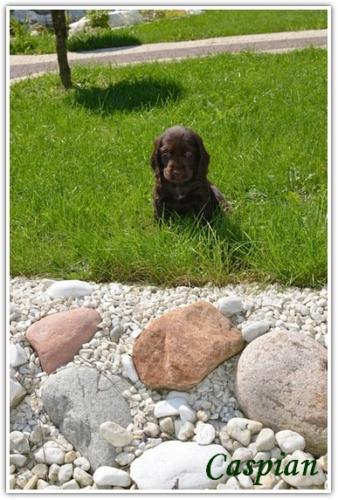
10,29 -> 327,81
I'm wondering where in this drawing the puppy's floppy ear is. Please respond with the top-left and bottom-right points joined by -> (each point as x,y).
150,137 -> 162,171
194,133 -> 210,179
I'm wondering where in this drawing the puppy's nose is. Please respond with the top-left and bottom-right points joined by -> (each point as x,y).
171,168 -> 183,179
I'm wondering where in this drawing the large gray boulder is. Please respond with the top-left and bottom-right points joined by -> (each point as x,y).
108,10 -> 143,28
40,366 -> 131,470
235,330 -> 327,456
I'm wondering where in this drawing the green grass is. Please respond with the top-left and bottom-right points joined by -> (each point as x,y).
10,9 -> 327,55
10,31 -> 55,55
10,48 -> 327,287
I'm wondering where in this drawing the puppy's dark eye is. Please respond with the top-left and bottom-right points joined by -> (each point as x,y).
184,151 -> 193,158
161,152 -> 170,162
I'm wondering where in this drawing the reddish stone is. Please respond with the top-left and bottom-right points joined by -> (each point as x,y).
26,308 -> 101,374
133,301 -> 244,390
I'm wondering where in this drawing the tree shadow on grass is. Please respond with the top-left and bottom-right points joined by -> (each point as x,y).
70,77 -> 184,114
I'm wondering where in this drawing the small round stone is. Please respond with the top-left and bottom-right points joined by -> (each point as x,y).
178,404 -> 196,423
58,464 -> 73,484
31,463 -> 48,480
231,447 -> 253,462
93,466 -> 131,488
73,456 -> 91,471
10,453 -> 27,467
10,431 -> 30,454
159,417 -> 174,435
64,451 -> 77,463
194,422 -> 215,445
217,296 -> 244,316
115,452 -> 135,466
34,441 -> 65,465
275,430 -> 305,454
196,410 -> 209,422
143,422 -> 160,438
100,421 -> 133,448
37,479 -> 49,489
241,320 -> 270,343
62,479 -> 80,489
48,464 -> 61,482
73,467 -> 93,487
177,421 -> 195,441
255,428 -> 276,451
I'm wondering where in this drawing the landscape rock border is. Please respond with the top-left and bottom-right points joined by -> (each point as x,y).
9,278 -> 328,490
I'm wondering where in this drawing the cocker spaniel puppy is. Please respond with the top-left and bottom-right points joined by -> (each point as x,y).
150,125 -> 229,222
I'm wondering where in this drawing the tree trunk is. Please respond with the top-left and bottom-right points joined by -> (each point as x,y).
51,10 -> 72,89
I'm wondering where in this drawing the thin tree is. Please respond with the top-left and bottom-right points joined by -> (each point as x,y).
51,10 -> 72,89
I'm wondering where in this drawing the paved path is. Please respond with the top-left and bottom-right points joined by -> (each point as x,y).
10,29 -> 327,81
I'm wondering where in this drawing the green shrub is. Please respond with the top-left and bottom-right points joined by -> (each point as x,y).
10,31 -> 55,55
68,28 -> 140,52
10,14 -> 29,37
86,10 -> 110,29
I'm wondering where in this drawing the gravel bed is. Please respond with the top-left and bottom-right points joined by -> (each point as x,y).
9,277 -> 328,490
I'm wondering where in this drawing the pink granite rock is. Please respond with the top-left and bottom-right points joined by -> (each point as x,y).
133,301 -> 244,390
26,308 -> 101,374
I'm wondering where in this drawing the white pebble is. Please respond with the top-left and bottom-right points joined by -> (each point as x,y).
100,421 -> 133,447
46,280 -> 93,298
10,377 -> 26,408
115,452 -> 135,466
231,447 -> 253,462
178,404 -> 196,423
154,397 -> 187,418
194,422 -> 215,445
177,421 -> 195,441
62,479 -> 80,489
58,464 -> 73,484
255,428 -> 276,451
10,343 -> 28,368
73,456 -> 91,471
10,453 -> 27,467
73,467 -> 93,487
121,354 -> 139,383
227,418 -> 258,446
34,441 -> 65,465
93,466 -> 131,487
10,431 -> 30,454
237,472 -> 254,489
223,476 -> 241,489
275,430 -> 305,454
48,464 -> 60,482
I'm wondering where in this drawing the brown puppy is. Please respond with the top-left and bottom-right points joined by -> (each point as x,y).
151,125 -> 228,221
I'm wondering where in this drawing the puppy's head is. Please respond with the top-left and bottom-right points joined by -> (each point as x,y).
150,126 -> 210,184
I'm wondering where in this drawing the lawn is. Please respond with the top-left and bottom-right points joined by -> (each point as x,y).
10,48 -> 327,287
10,9 -> 327,54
